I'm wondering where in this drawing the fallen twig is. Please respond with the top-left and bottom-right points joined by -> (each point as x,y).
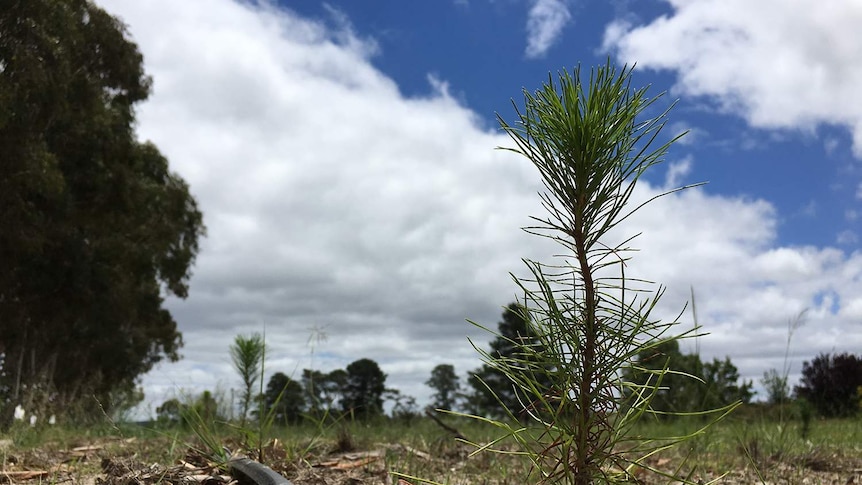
424,409 -> 467,442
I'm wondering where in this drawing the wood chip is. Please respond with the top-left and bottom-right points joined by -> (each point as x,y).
332,457 -> 379,470
315,455 -> 381,470
0,470 -> 50,482
70,445 -> 103,454
401,446 -> 432,461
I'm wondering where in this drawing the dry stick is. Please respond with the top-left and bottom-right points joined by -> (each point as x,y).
424,409 -> 467,442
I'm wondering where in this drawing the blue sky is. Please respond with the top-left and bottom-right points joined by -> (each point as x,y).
288,0 -> 860,249
94,0 -> 862,416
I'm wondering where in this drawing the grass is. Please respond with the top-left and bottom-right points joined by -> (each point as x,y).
2,409 -> 860,484
619,408 -> 862,482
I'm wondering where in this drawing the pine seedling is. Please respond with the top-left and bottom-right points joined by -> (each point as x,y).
230,333 -> 265,428
464,62 -> 736,484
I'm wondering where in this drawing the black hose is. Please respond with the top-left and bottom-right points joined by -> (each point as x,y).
228,457 -> 293,485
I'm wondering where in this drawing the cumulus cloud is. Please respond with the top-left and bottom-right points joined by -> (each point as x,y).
667,121 -> 705,147
96,0 -> 862,415
525,0 -> 572,58
663,156 -> 692,188
602,0 -> 862,157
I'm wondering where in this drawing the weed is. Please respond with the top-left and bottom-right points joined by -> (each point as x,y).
736,311 -> 807,482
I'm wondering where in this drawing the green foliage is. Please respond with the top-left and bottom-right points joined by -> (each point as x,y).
386,389 -> 421,423
626,339 -> 753,415
107,382 -> 145,422
156,398 -> 184,425
701,357 -> 753,407
761,368 -> 789,405
230,333 -> 266,426
795,352 -> 862,418
342,358 -> 387,419
466,303 -> 551,419
426,364 -> 461,412
302,368 -> 347,417
463,62 -> 733,484
155,390 -> 229,428
261,372 -> 304,425
193,390 -> 223,423
0,0 -> 204,418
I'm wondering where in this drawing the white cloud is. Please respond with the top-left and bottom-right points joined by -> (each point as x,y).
663,156 -> 692,188
603,0 -> 862,157
837,230 -> 858,246
525,0 -> 572,58
95,0 -> 862,416
667,121 -> 705,146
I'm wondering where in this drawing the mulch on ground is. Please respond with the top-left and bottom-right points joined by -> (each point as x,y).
2,436 -> 861,485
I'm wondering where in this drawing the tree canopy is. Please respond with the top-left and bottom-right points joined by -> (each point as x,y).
262,372 -> 304,425
0,0 -> 204,419
466,303 -> 551,419
795,352 -> 862,418
342,358 -> 387,418
426,364 -> 461,411
625,339 -> 753,415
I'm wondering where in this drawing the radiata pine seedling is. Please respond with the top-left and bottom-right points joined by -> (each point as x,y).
464,62 -> 737,485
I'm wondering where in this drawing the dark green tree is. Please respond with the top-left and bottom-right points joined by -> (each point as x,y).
425,364 -> 461,411
342,359 -> 387,419
701,356 -> 753,409
193,390 -> 222,423
466,303 -> 551,419
302,368 -> 348,416
795,352 -> 862,417
625,339 -> 699,414
0,0 -> 204,418
262,372 -> 304,425
625,339 -> 752,414
301,369 -> 327,414
761,368 -> 790,405
107,383 -> 145,422
156,398 -> 183,424
385,389 -> 419,423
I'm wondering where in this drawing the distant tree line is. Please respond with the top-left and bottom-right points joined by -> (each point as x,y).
155,305 -> 862,428
452,303 -> 862,422
156,357 -> 396,425
425,303 -> 756,421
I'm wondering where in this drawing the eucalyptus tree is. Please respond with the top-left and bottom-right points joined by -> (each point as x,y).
0,0 -> 204,419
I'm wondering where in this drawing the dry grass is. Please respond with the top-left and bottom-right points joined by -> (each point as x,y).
1,412 -> 861,484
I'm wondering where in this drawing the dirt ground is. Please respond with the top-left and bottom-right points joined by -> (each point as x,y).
2,436 -> 861,485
